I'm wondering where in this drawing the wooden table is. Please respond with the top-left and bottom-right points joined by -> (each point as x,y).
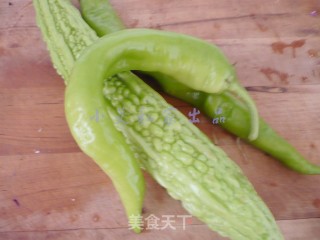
1,0 -> 319,239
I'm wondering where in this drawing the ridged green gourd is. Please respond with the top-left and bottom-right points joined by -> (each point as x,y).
33,0 -> 98,82
33,0 -> 284,239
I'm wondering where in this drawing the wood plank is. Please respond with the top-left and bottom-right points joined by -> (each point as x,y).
0,225 -> 228,240
0,0 -> 319,239
112,0 -> 320,39
278,218 -> 320,240
0,27 -> 60,89
0,152 -> 319,232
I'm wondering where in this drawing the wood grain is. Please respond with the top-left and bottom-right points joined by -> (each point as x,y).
0,0 -> 319,239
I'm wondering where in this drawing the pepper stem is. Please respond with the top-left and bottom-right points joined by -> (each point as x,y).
229,82 -> 259,141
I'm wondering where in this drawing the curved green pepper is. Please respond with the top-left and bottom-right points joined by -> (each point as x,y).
66,28 -> 259,142
80,0 -> 320,174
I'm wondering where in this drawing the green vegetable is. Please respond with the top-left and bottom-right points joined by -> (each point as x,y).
33,1 -> 284,239
80,0 -> 125,35
81,0 -> 320,174
66,28 -> 260,141
33,0 -> 97,83
104,72 -> 284,240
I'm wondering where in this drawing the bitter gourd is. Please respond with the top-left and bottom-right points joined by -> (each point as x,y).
33,0 -> 98,82
103,73 -> 283,239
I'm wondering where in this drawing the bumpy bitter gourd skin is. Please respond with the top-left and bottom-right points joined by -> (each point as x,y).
102,73 -> 283,240
33,0 -> 98,82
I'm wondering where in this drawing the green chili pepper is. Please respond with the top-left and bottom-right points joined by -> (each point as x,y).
153,75 -> 320,174
66,28 -> 259,141
80,0 -> 320,174
80,0 -> 125,35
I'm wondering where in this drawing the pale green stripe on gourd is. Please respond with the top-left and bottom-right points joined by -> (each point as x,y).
103,73 -> 282,239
